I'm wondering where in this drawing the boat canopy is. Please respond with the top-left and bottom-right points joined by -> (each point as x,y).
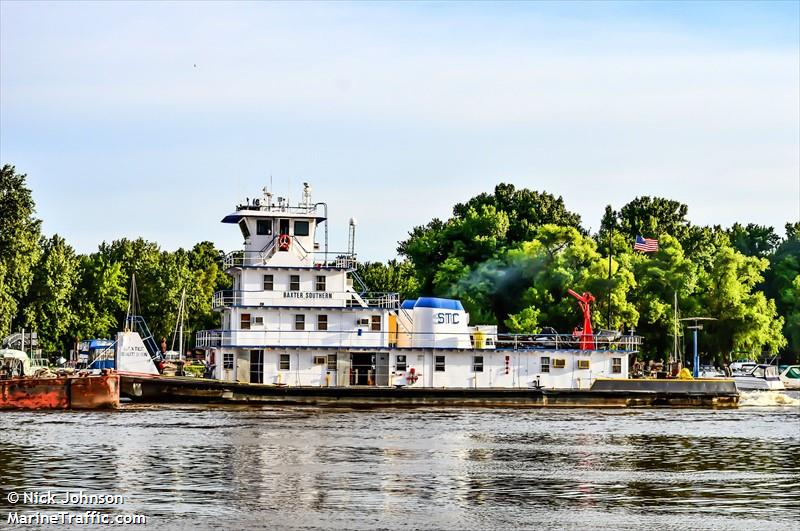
0,349 -> 33,376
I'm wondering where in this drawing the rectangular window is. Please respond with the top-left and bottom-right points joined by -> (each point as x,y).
295,314 -> 305,331
241,313 -> 251,330
396,355 -> 407,371
313,355 -> 327,365
577,359 -> 590,370
553,359 -> 566,369
473,355 -> 484,372
315,275 -> 326,291
435,355 -> 446,372
294,220 -> 310,236
263,274 -> 273,291
279,354 -> 290,371
238,219 -> 251,239
290,275 -> 300,291
541,357 -> 550,373
317,314 -> 328,331
612,357 -> 622,374
223,352 -> 234,370
327,353 -> 337,371
256,219 -> 272,235
371,315 -> 381,331
254,316 -> 264,326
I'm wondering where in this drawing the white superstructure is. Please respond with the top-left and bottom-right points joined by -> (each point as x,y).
197,184 -> 640,389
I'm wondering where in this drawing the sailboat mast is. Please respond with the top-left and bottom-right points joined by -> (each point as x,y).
673,289 -> 678,364
178,288 -> 186,361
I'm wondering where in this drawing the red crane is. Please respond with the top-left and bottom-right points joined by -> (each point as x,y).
567,289 -> 595,350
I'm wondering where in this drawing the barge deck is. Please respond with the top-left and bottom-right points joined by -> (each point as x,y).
121,375 -> 739,408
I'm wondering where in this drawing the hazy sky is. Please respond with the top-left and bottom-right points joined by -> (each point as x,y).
1,1 -> 798,260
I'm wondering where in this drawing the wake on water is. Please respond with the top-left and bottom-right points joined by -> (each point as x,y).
739,390 -> 800,407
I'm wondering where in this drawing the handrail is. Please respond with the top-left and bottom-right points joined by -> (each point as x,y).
194,327 -> 642,351
223,249 -> 357,269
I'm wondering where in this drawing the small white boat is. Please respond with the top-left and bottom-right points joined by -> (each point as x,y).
734,364 -> 785,391
698,365 -> 725,378
778,365 -> 800,390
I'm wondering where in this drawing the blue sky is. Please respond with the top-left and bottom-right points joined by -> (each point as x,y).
1,1 -> 798,260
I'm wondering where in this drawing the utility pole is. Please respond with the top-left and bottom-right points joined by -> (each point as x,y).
680,317 -> 717,377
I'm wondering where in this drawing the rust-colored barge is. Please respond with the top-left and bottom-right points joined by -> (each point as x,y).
0,372 -> 120,410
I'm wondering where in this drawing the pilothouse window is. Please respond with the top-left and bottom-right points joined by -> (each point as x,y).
256,219 -> 272,235
238,219 -> 251,240
294,221 -> 310,236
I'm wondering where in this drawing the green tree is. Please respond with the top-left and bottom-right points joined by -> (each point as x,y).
695,245 -> 786,359
614,196 -> 690,244
440,225 -> 638,333
765,223 -> 800,361
356,259 -> 420,301
631,235 -> 697,361
398,205 -> 510,294
0,165 -> 42,336
20,235 -> 80,352
727,223 -> 780,258
452,183 -> 583,244
399,184 -> 583,294
73,252 -> 128,341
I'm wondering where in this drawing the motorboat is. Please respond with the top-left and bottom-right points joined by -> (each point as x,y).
698,365 -> 725,378
734,364 -> 785,391
778,365 -> 800,390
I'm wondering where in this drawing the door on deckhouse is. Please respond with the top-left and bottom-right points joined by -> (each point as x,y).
250,349 -> 264,384
279,219 -> 290,236
350,353 -> 375,386
375,352 -> 389,386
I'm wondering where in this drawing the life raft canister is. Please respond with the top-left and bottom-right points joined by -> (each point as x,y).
278,234 -> 291,251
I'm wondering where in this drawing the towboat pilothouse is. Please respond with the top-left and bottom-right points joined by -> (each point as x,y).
193,183 -> 642,391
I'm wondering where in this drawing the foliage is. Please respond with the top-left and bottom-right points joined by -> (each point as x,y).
612,196 -> 690,243
765,224 -> 800,361
695,246 -> 786,358
399,183 -> 582,293
727,223 -> 780,258
0,165 -> 42,336
20,235 -> 80,352
356,259 -> 420,301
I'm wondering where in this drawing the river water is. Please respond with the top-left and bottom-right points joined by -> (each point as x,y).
1,393 -> 798,530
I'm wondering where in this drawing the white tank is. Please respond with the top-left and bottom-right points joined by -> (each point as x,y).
410,298 -> 471,348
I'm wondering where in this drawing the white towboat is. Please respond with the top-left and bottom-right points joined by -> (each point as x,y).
194,183 -> 643,391
734,364 -> 785,391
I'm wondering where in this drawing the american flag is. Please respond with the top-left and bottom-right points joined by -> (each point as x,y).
634,235 -> 659,252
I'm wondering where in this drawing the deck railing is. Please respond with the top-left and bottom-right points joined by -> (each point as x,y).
194,328 -> 642,352
495,332 -> 642,351
222,249 -> 357,270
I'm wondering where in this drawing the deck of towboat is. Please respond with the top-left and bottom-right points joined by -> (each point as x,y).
120,374 -> 739,408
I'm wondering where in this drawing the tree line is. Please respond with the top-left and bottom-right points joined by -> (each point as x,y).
0,165 -> 231,356
1,165 -> 798,364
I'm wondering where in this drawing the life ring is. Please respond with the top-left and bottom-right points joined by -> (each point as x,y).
407,368 -> 418,384
278,234 -> 291,251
